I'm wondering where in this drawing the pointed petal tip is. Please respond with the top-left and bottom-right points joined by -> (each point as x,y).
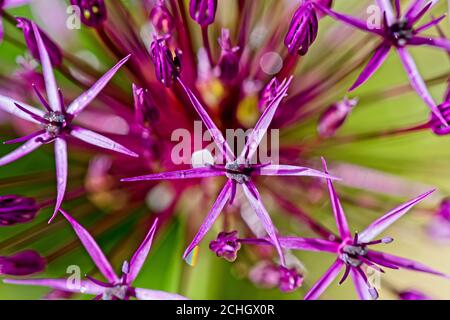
183,246 -> 199,267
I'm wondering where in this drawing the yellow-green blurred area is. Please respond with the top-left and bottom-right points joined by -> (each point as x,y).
0,0 -> 450,300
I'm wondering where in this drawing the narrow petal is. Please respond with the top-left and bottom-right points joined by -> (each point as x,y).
242,181 -> 285,266
349,42 -> 391,91
177,77 -> 235,162
0,94 -> 45,124
70,126 -> 138,157
0,18 -> 4,45
49,138 -> 67,222
67,55 -> 131,117
127,219 -> 159,284
367,250 -> 448,277
183,181 -> 232,261
256,164 -> 338,180
414,15 -> 447,34
408,36 -> 450,52
304,259 -> 343,300
350,268 -> 374,300
121,166 -> 224,182
396,47 -> 447,125
278,237 -> 339,253
321,158 -> 351,239
376,0 -> 395,26
358,189 -> 434,243
404,0 -> 426,19
31,22 -> 59,112
0,133 -> 45,166
134,288 -> 188,300
314,3 -> 384,35
238,77 -> 292,162
3,278 -> 104,295
59,209 -> 119,283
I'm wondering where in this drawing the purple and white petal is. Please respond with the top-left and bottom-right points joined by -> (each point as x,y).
0,133 -> 45,166
49,137 -> 67,222
135,288 -> 188,300
178,78 -> 235,162
396,47 -> 447,125
256,164 -> 337,180
408,36 -> 450,52
59,209 -> 119,283
127,219 -> 158,284
122,166 -> 224,182
350,268 -> 374,300
376,0 -> 395,26
349,42 -> 391,91
238,77 -> 292,162
0,95 -> 45,124
183,181 -> 233,260
304,259 -> 343,300
322,158 -> 351,239
70,126 -> 138,157
242,181 -> 285,266
3,278 -> 104,295
367,250 -> 447,277
66,55 -> 131,117
278,237 -> 339,253
31,22 -> 60,112
4,0 -> 32,8
358,189 -> 434,243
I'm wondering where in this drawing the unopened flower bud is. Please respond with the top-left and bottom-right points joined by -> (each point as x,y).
189,0 -> 217,27
217,29 -> 240,83
0,195 -> 39,226
318,97 -> 358,138
209,231 -> 241,262
150,36 -> 181,87
150,0 -> 174,35
278,266 -> 303,292
70,0 -> 107,27
0,250 -> 46,276
132,84 -> 160,126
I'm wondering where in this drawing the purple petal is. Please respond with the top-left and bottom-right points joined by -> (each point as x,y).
127,219 -> 158,284
0,16 -> 3,43
404,0 -> 427,20
304,259 -> 343,300
0,95 -> 45,124
134,288 -> 188,300
31,22 -> 60,112
278,237 -> 339,253
0,133 -> 45,166
321,158 -> 351,239
3,278 -> 104,295
238,77 -> 292,162
67,55 -> 131,117
367,250 -> 448,277
350,268 -> 374,300
396,47 -> 447,126
49,138 -> 67,223
414,15 -> 447,34
178,78 -> 235,162
122,166 -> 224,182
69,126 -> 138,157
409,36 -> 450,52
242,181 -> 285,266
314,2 -> 384,35
183,181 -> 232,261
359,189 -> 434,243
376,0 -> 395,26
4,0 -> 32,8
256,164 -> 338,180
59,209 -> 119,283
349,42 -> 391,91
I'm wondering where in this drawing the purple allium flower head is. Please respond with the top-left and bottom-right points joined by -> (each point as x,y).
150,0 -> 174,35
243,158 -> 446,300
315,0 -> 450,125
189,0 -> 217,27
0,195 -> 39,226
0,250 -> 46,276
0,22 -> 137,222
398,289 -> 432,300
209,231 -> 241,262
123,76 -> 339,267
4,210 -> 187,300
285,0 -> 319,56
16,17 -> 63,67
150,36 -> 182,87
0,0 -> 32,43
133,84 -> 160,126
217,29 -> 240,83
70,0 -> 107,28
278,266 -> 303,292
318,97 -> 358,138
